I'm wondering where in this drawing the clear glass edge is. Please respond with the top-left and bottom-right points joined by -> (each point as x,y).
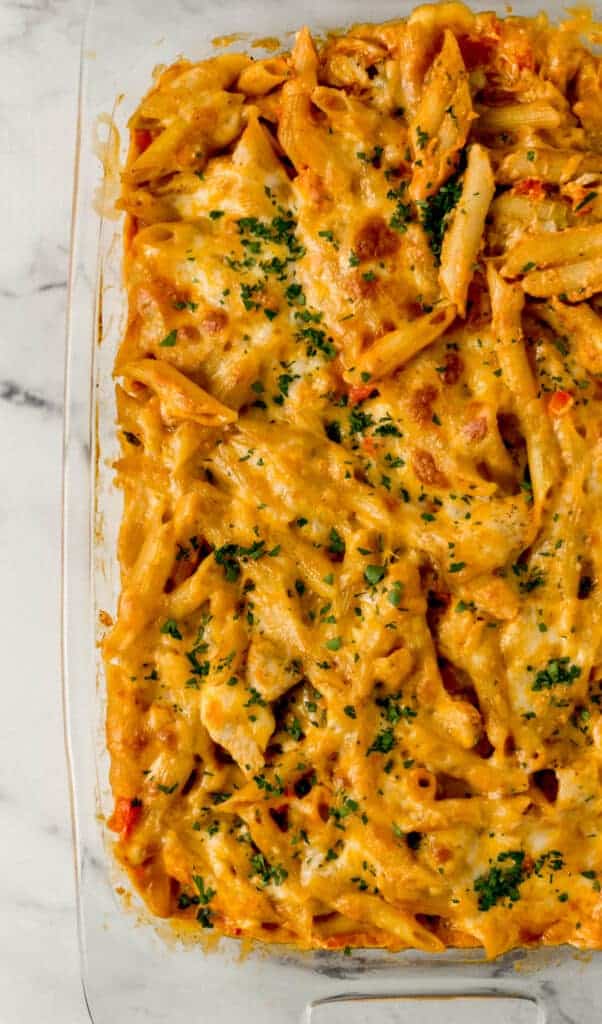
61,1 -> 602,1020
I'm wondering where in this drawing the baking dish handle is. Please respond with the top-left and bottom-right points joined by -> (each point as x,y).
302,978 -> 597,1024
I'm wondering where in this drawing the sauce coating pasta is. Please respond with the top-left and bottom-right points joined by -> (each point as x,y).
105,3 -> 602,956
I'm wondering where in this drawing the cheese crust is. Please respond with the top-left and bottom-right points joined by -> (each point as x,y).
105,3 -> 602,956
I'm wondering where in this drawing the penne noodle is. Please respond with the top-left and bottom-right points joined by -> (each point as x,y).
124,93 -> 246,186
352,305 -> 456,379
494,147 -> 602,186
488,265 -> 560,508
501,222 -> 602,277
440,143 -> 494,316
121,359 -> 237,427
278,80 -> 350,188
409,30 -> 474,200
236,58 -> 289,96
487,266 -> 535,399
475,102 -> 562,134
521,257 -> 602,300
534,297 -> 602,375
106,520 -> 175,653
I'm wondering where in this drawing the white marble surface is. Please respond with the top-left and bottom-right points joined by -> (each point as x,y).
1,0 -> 87,1020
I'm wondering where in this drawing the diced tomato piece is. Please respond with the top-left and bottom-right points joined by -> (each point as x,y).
457,30 -> 500,69
548,390 -> 573,417
348,384 -> 375,405
513,178 -> 546,200
109,796 -> 142,839
134,130 -> 153,154
361,435 -> 376,456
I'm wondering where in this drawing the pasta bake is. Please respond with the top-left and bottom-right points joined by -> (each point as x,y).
105,2 -> 602,957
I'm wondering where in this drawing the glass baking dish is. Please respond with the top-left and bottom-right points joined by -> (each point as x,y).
62,1 -> 602,1020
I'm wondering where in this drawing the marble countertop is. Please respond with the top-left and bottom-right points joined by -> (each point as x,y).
1,0 -> 86,1019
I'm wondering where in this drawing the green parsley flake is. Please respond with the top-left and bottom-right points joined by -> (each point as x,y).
531,657 -> 581,692
325,637 -> 342,651
474,851 -> 526,911
364,564 -> 386,586
161,619 -> 182,639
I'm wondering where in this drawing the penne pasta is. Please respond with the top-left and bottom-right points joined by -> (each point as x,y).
235,57 -> 289,96
121,359 -> 237,427
105,3 -> 602,960
494,147 -> 602,186
521,257 -> 602,300
351,304 -> 456,379
534,297 -> 602,375
487,265 -> 560,509
409,29 -> 474,200
440,143 -> 494,315
501,222 -> 602,277
475,102 -> 562,135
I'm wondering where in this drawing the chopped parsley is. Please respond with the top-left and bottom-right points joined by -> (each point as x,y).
364,564 -> 386,586
328,527 -> 346,556
531,657 -> 581,692
357,145 -> 384,166
575,191 -> 598,212
278,371 -> 299,396
512,562 -> 545,593
211,791 -> 231,805
214,540 -> 266,582
287,717 -> 303,741
387,184 -> 411,233
417,163 -> 464,262
349,408 -> 374,435
367,728 -> 395,755
376,694 -> 415,725
157,782 -> 179,795
160,619 -> 182,640
245,687 -> 267,708
192,875 -> 216,905
254,772 -> 284,795
250,852 -> 288,887
237,212 -> 304,260
374,421 -> 401,437
474,851 -> 526,911
329,795 -> 359,825
297,322 -> 336,361
415,126 -> 429,150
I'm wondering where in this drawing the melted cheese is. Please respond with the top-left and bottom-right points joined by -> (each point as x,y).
105,3 -> 602,957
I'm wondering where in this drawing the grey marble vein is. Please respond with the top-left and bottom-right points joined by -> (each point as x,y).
0,378 -> 62,413
37,279 -> 68,292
